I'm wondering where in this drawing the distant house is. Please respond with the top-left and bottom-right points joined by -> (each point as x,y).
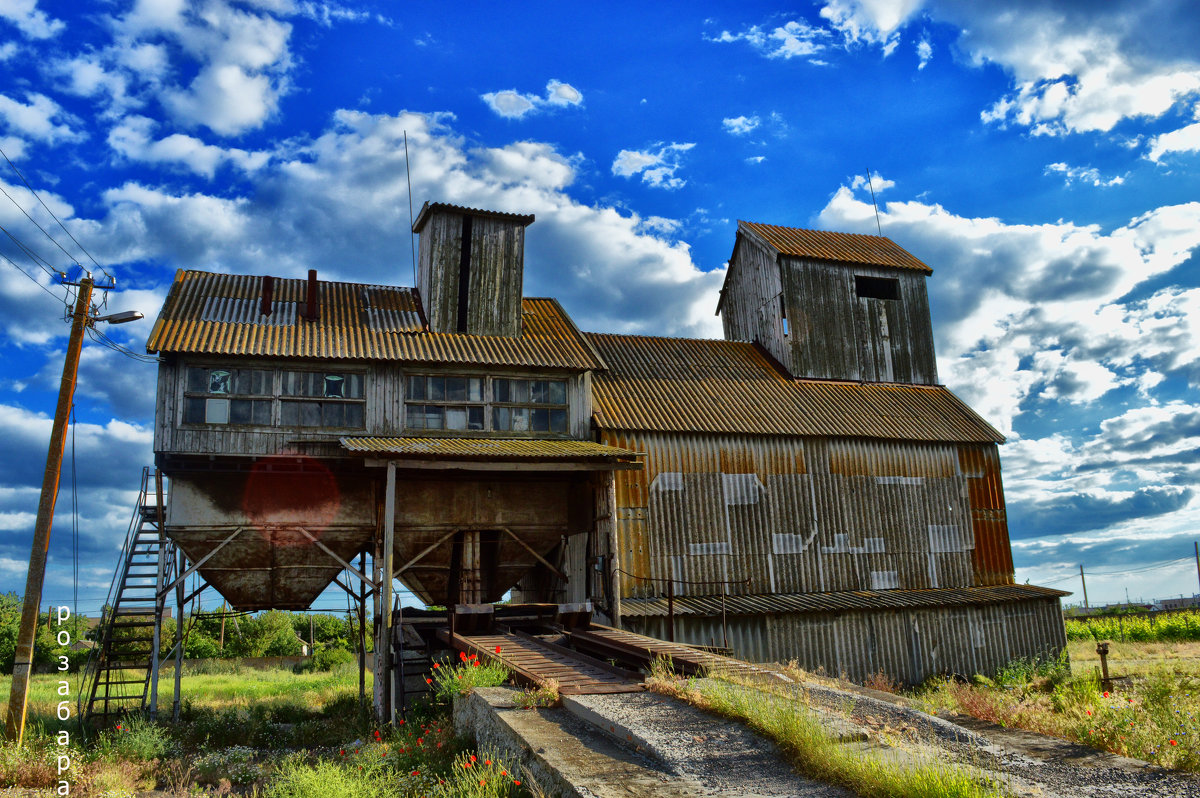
145,203 -> 1067,695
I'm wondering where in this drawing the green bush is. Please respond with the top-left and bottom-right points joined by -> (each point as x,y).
298,646 -> 355,673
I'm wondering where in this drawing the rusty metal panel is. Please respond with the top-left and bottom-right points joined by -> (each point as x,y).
588,333 -> 1001,442
340,437 -> 639,462
601,430 -> 988,600
737,221 -> 932,273
959,445 -> 1015,585
625,593 -> 1066,684
392,476 -> 572,605
412,202 -> 534,232
147,271 -> 605,370
165,471 -> 377,611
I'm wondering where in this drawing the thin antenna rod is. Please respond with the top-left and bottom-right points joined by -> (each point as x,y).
404,131 -> 417,287
866,167 -> 882,237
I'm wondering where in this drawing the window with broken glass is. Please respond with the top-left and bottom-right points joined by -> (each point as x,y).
280,370 -> 365,428
405,375 -> 485,431
492,378 -> 568,433
182,366 -> 365,429
403,375 -> 568,434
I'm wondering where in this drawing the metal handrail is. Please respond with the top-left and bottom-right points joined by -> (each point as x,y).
614,568 -> 748,645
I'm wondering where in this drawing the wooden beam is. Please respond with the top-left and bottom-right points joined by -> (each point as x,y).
499,526 -> 567,582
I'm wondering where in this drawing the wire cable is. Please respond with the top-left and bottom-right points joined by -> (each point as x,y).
0,250 -> 70,304
0,146 -> 110,280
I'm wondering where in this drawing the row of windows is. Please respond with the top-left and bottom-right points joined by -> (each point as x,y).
182,367 -> 569,434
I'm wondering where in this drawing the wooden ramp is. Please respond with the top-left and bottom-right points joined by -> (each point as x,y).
570,625 -> 792,683
445,629 -> 645,695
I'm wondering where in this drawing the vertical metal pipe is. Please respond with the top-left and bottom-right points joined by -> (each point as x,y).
382,461 -> 396,725
172,552 -> 184,721
666,577 -> 675,643
5,277 -> 92,744
358,551 -> 366,710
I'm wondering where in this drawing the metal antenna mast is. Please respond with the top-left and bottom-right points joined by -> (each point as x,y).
404,131 -> 417,288
866,167 -> 883,236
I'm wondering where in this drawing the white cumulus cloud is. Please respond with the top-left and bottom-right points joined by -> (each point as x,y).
482,79 -> 584,119
611,142 -> 695,190
722,115 -> 760,135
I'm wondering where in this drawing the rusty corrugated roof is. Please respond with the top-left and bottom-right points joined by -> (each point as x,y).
619,584 -> 1069,618
586,333 -> 1003,443
340,437 -> 640,461
738,220 -> 932,273
146,270 -> 605,370
412,201 -> 535,233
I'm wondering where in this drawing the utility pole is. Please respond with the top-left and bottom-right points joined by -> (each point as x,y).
1080,564 -> 1089,611
219,601 -> 226,650
1194,541 -> 1199,599
5,277 -> 92,744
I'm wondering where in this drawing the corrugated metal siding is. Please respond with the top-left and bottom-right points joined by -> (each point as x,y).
340,437 -> 638,461
147,270 -> 604,370
600,431 -> 997,601
959,445 -> 1015,585
587,333 -> 1002,443
626,595 -> 1066,684
738,221 -> 932,273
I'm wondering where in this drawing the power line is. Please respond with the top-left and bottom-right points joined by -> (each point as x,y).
0,220 -> 61,279
0,146 -> 110,280
0,182 -> 82,272
0,251 -> 69,305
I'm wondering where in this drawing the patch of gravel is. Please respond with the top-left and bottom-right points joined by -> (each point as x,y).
570,691 -> 852,798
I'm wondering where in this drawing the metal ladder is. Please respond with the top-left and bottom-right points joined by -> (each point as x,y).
82,467 -> 177,726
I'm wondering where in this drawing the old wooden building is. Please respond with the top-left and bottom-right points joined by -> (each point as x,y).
142,203 -> 1065,702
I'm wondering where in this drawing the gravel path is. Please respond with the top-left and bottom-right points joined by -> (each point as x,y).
571,680 -> 1200,798
571,691 -> 850,797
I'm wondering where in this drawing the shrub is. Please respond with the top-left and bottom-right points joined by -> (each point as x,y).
298,645 -> 355,673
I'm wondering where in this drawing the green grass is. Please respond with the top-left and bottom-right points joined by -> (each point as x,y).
915,647 -> 1200,772
648,660 -> 1003,798
0,663 -> 535,795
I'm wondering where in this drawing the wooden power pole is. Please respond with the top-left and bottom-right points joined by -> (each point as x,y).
5,277 -> 93,744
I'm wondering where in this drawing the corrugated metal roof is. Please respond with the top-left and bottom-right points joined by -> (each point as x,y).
412,201 -> 535,233
619,584 -> 1069,618
146,270 -> 605,370
586,333 -> 1003,443
340,436 -> 639,461
738,220 -> 932,273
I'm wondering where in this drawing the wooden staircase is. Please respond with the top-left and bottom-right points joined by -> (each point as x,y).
82,467 -> 178,726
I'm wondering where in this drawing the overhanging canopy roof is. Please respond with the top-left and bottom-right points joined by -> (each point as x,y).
620,584 -> 1069,618
340,437 -> 642,470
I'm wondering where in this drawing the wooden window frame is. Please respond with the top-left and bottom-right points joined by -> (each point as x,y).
181,364 -> 367,431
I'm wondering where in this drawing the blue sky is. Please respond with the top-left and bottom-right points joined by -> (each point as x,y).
1,0 -> 1199,613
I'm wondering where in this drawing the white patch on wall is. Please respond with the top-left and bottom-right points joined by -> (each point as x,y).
821,534 -> 886,554
971,621 -> 985,648
773,533 -> 809,554
650,472 -> 685,491
689,542 -> 732,556
875,476 -> 924,485
722,473 -> 763,505
928,525 -> 970,552
870,570 -> 899,590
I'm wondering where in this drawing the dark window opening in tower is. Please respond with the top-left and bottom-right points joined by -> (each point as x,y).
855,275 -> 900,300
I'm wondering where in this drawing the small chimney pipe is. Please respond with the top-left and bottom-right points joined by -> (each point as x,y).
305,269 -> 318,321
260,275 -> 274,317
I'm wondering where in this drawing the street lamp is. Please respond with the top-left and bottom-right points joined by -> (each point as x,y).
5,276 -> 142,744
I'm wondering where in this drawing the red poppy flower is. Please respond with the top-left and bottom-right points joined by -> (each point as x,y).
495,645 -> 502,654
